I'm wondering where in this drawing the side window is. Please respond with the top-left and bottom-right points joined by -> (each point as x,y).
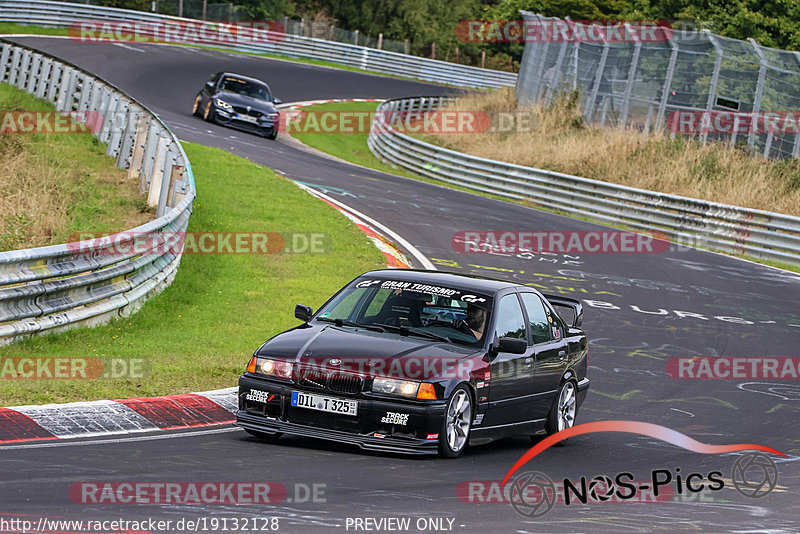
521,293 -> 553,344
494,295 -> 527,341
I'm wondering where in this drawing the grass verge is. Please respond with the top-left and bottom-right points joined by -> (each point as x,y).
0,141 -> 386,405
0,82 -> 152,251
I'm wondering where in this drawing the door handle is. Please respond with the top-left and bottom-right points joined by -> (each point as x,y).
558,350 -> 567,361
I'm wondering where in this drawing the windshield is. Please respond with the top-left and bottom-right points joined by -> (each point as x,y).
218,76 -> 271,101
316,278 -> 493,346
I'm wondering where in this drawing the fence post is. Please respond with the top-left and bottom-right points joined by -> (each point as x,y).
747,38 -> 767,151
544,22 -> 569,106
701,30 -> 723,145
128,114 -> 150,179
404,39 -> 409,55
584,38 -> 609,122
378,33 -> 383,50
655,32 -> 678,132
619,24 -> 641,128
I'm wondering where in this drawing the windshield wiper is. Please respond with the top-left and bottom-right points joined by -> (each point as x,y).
371,323 -> 452,343
318,317 -> 384,332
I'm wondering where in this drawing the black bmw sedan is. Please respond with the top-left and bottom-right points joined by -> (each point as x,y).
236,269 -> 589,458
192,72 -> 281,138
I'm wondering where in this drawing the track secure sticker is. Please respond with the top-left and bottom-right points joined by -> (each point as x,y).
473,414 -> 484,425
245,389 -> 271,403
381,412 -> 410,425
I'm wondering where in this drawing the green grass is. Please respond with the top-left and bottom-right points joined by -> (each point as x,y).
0,82 -> 152,251
0,141 -> 386,406
0,23 -> 69,36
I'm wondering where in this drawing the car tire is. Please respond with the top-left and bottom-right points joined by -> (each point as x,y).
438,385 -> 472,459
203,100 -> 216,122
265,129 -> 278,140
544,379 -> 577,446
192,95 -> 203,117
244,429 -> 283,441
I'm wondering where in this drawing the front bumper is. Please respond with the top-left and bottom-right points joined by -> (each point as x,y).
235,375 -> 447,455
214,109 -> 277,135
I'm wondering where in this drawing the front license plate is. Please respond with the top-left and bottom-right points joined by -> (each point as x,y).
291,391 -> 358,416
234,113 -> 258,124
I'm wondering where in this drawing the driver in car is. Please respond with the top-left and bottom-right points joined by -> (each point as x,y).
465,303 -> 487,341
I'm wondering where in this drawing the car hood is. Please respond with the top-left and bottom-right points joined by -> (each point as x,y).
255,324 -> 485,381
213,91 -> 277,112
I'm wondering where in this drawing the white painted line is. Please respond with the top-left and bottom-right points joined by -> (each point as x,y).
294,182 -> 435,270
112,42 -> 146,53
0,427 -> 242,450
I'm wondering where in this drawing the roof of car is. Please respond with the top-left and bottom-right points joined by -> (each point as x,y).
360,269 -> 520,294
217,72 -> 269,86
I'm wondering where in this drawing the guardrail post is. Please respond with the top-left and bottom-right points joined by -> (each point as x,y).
619,24 -> 641,128
140,121 -> 161,193
35,58 -> 51,99
157,147 -> 178,217
0,44 -> 10,83
46,63 -> 62,103
167,165 -> 186,208
702,31 -> 723,145
106,99 -> 127,158
77,77 -> 94,111
99,92 -> 119,144
147,135 -> 170,208
26,53 -> 42,94
55,67 -> 76,112
8,47 -> 22,86
117,106 -> 141,168
747,38 -> 767,151
655,35 -> 678,132
16,49 -> 31,90
128,114 -> 150,181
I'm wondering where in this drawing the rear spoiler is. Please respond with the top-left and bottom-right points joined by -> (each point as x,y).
543,294 -> 583,329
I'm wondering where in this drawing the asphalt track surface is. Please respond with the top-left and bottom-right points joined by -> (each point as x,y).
3,37 -> 800,533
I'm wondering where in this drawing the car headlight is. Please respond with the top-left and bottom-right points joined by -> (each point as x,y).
264,112 -> 279,120
247,356 -> 292,379
214,98 -> 233,110
372,377 -> 420,398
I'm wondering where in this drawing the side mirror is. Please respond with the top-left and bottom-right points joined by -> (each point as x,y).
498,337 -> 527,354
295,304 -> 313,322
273,98 -> 282,105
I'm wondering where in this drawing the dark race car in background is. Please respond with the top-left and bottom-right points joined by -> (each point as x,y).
236,269 -> 589,458
192,72 -> 281,139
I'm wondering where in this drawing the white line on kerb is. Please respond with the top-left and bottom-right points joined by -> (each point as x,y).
294,182 -> 436,270
0,427 -> 242,451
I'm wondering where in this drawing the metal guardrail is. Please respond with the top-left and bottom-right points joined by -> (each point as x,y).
0,0 -> 517,90
368,97 -> 800,266
0,37 -> 195,345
